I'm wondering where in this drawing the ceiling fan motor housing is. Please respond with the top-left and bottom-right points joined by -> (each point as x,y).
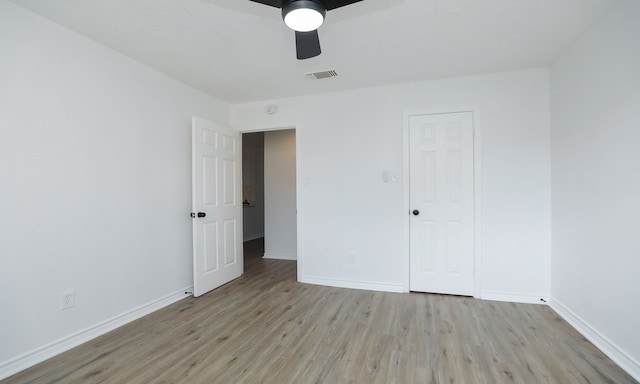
282,0 -> 327,12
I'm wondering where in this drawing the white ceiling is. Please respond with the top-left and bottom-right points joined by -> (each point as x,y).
10,0 -> 615,104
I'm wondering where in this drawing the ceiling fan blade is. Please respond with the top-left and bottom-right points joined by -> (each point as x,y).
295,30 -> 321,60
324,0 -> 362,11
247,0 -> 283,8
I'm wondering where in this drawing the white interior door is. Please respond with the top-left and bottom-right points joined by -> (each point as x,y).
409,112 -> 474,295
192,116 -> 242,297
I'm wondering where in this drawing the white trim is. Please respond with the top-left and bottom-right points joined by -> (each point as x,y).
0,286 -> 193,381
402,107 -> 482,297
301,275 -> 404,293
549,297 -> 640,382
236,123 -> 298,134
295,126 -> 303,285
243,233 -> 264,242
481,290 -> 548,305
263,252 -> 297,260
471,111 -> 483,299
402,113 -> 411,292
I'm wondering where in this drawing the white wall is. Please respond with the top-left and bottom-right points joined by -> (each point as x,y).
0,1 -> 229,377
263,130 -> 297,260
242,132 -> 265,241
549,0 -> 640,378
232,68 -> 551,298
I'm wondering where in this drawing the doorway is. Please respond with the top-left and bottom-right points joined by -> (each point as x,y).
242,129 -> 298,263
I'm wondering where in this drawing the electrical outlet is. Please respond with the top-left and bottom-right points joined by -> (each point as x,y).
347,254 -> 356,264
61,290 -> 75,310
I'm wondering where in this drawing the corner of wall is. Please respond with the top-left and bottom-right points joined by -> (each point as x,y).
549,297 -> 640,382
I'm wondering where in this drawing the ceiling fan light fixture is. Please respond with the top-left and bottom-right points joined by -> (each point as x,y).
282,0 -> 326,32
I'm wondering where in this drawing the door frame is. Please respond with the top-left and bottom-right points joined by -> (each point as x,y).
402,108 -> 482,298
238,124 -> 301,281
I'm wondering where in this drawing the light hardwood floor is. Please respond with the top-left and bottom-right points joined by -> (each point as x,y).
4,238 -> 637,384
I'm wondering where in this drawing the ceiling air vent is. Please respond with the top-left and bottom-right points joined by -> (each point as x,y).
306,70 -> 338,80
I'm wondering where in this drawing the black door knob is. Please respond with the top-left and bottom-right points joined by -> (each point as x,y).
197,212 -> 206,218
412,210 -> 420,216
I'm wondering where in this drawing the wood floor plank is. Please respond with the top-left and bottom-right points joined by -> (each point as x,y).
3,238 -> 637,384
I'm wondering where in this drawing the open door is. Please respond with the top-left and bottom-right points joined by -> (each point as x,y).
192,116 -> 243,297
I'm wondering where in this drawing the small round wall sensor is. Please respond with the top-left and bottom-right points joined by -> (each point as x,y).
266,104 -> 278,115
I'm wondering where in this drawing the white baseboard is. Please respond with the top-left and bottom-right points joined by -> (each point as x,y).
0,286 -> 193,381
481,290 -> 549,305
243,233 -> 264,242
263,252 -> 297,260
301,275 -> 404,293
549,297 -> 640,382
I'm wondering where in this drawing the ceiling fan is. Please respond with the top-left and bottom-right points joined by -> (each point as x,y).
248,0 -> 363,60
